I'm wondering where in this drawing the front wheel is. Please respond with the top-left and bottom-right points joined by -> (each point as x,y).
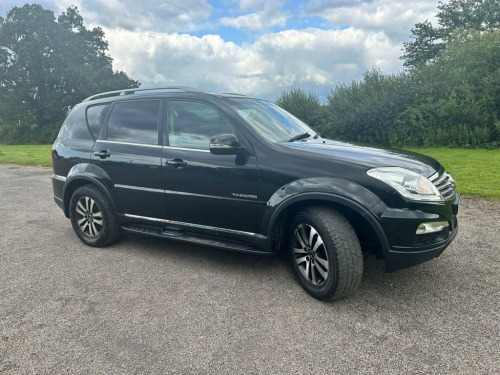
289,207 -> 363,301
69,185 -> 121,247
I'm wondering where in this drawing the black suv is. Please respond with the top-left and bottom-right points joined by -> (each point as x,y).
52,86 -> 459,300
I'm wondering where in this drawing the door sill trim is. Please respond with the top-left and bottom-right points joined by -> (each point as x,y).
121,224 -> 270,255
122,213 -> 264,238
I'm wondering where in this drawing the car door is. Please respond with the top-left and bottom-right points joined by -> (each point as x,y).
91,98 -> 166,218
162,99 -> 259,233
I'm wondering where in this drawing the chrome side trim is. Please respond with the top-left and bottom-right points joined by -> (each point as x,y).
97,140 -> 162,148
114,184 -> 164,194
52,174 -> 67,182
123,214 -> 257,237
164,189 -> 261,203
163,146 -> 210,153
114,186 -> 258,202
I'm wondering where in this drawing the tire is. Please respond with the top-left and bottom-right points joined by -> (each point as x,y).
69,185 -> 121,247
288,207 -> 363,301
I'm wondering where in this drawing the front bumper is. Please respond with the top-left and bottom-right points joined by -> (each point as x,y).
384,219 -> 458,272
373,193 -> 460,272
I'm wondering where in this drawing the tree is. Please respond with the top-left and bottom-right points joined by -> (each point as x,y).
0,4 -> 138,143
280,1 -> 500,148
323,30 -> 500,148
275,88 -> 331,132
395,29 -> 500,147
325,69 -> 416,145
402,0 -> 500,67
276,88 -> 321,124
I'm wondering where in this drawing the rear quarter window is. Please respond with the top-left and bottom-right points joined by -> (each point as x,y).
86,104 -> 110,139
58,105 -> 92,140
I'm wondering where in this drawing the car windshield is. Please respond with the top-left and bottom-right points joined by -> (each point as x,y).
226,98 -> 316,142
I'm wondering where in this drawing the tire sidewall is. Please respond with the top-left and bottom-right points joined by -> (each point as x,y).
69,186 -> 112,247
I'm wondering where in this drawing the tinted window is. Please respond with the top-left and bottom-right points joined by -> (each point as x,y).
107,100 -> 160,145
168,101 -> 234,150
86,104 -> 109,139
58,105 -> 91,140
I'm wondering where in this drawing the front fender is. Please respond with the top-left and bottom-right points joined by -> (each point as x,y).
263,177 -> 389,250
62,163 -> 116,217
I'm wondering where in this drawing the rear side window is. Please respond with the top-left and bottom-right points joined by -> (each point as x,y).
58,105 -> 91,140
86,104 -> 109,139
107,100 -> 160,145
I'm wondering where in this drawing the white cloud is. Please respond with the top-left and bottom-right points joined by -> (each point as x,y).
238,0 -> 271,11
104,26 -> 403,98
306,0 -> 439,42
220,11 -> 288,30
220,0 -> 290,30
56,0 -> 213,32
0,0 -> 443,99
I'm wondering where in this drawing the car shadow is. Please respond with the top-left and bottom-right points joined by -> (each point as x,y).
107,232 -> 450,306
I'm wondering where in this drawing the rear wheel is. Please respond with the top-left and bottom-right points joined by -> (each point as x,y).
69,185 -> 121,247
289,207 -> 363,301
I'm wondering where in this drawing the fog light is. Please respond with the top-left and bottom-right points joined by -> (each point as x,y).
416,221 -> 449,235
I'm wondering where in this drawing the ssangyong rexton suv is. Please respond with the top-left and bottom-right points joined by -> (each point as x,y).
51,87 -> 459,300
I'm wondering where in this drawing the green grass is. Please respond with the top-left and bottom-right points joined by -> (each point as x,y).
1,144 -> 498,200
405,148 -> 500,201
0,144 -> 52,167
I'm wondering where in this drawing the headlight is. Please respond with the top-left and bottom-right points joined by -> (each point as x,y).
367,167 -> 443,202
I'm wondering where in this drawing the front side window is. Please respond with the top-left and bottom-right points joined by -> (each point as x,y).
167,101 -> 234,150
107,100 -> 160,145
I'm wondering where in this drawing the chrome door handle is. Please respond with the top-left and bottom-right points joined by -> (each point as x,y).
166,159 -> 187,168
94,150 -> 110,159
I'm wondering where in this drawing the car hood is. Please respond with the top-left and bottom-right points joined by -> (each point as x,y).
282,138 -> 441,177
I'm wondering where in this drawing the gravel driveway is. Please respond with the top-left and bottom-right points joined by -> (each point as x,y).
0,164 -> 498,374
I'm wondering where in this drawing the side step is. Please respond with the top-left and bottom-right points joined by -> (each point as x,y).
121,224 -> 270,255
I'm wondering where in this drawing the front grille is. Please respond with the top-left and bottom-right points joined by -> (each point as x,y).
412,227 -> 450,247
429,171 -> 456,200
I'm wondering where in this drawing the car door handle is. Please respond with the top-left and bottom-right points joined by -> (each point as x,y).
166,159 -> 187,168
94,150 -> 110,159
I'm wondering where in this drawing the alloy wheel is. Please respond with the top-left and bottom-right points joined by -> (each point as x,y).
75,196 -> 103,238
292,224 -> 329,286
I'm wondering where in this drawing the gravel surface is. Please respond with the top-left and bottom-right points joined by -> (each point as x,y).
0,164 -> 498,374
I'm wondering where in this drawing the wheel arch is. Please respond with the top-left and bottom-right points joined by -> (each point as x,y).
62,164 -> 117,218
268,193 -> 389,258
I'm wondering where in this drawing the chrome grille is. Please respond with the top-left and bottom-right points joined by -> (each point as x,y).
429,171 -> 456,200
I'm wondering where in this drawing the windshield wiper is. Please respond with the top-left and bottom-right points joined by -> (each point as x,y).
288,132 -> 311,142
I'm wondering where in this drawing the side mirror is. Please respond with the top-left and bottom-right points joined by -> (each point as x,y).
209,133 -> 244,155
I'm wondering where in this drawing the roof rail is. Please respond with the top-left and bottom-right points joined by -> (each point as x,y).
82,86 -> 203,102
221,93 -> 248,97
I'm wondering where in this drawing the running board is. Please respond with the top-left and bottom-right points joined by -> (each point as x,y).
121,224 -> 270,255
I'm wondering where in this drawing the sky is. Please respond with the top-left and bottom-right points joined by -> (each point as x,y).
0,0 -> 442,100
